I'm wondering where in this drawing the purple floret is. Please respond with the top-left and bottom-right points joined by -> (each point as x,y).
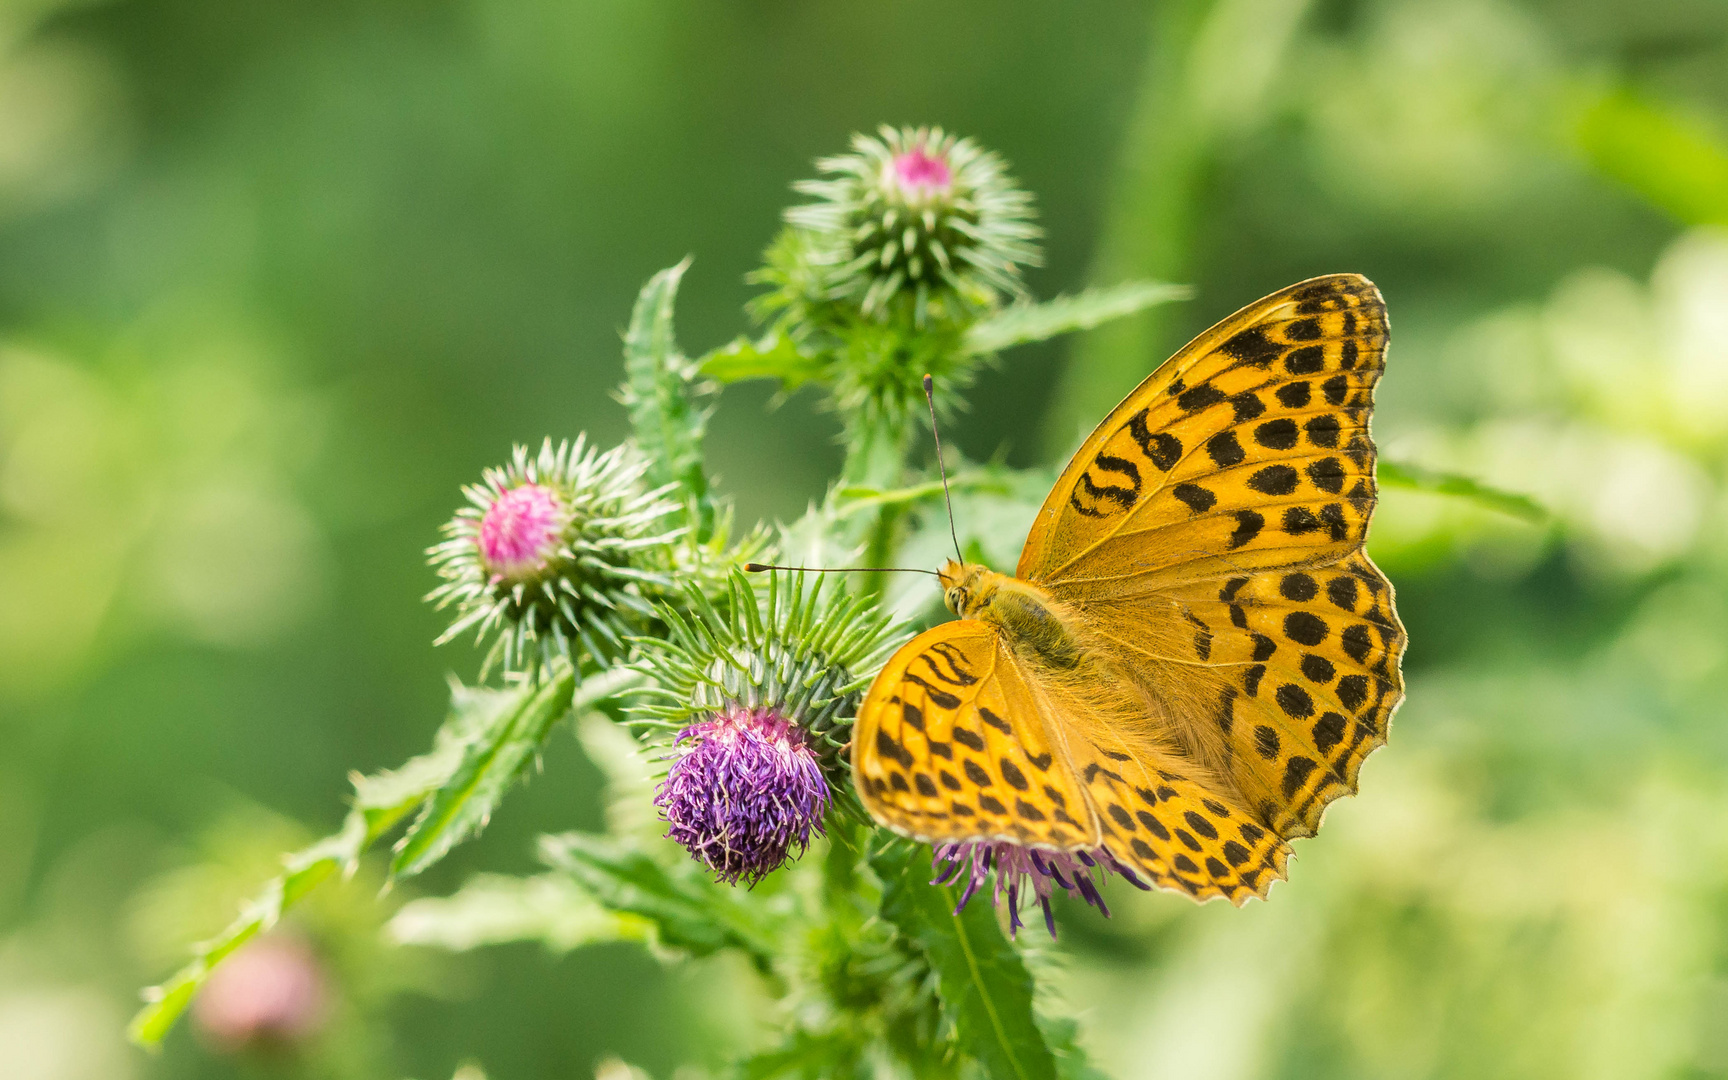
932,839 -> 1150,938
654,706 -> 831,885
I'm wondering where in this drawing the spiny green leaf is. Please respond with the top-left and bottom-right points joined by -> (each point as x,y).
387,872 -> 653,954
964,281 -> 1191,355
392,667 -> 644,880
1378,459 -> 1548,523
698,330 -> 827,388
130,668 -> 646,1048
129,775 -> 419,1047
622,258 -> 716,537
539,832 -> 780,966
871,838 -> 1057,1080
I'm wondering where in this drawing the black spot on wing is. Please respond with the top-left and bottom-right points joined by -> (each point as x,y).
1221,325 -> 1281,366
1275,382 -> 1311,408
1313,712 -> 1347,754
1178,383 -> 1227,412
1230,393 -> 1266,423
1305,414 -> 1342,448
1228,510 -> 1265,549
1247,465 -> 1299,495
1327,575 -> 1359,611
1306,457 -> 1346,494
1286,345 -> 1325,374
1206,430 -> 1247,468
1284,611 -> 1330,646
1254,418 -> 1299,450
1282,756 -> 1318,798
902,674 -> 960,710
1173,483 -> 1217,513
1340,624 -> 1373,663
1127,410 -> 1181,471
979,707 -> 1013,734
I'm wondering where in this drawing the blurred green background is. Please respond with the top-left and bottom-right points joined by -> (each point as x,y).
4,0 -> 1728,1077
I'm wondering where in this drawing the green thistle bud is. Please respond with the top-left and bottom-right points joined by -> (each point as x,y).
427,436 -> 684,678
787,125 -> 1041,325
634,572 -> 898,767
632,573 -> 901,880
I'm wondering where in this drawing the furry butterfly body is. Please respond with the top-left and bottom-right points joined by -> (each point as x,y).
853,274 -> 1407,905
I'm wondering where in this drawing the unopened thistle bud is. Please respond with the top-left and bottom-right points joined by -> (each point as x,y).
787,125 -> 1040,324
634,572 -> 899,883
428,437 -> 684,677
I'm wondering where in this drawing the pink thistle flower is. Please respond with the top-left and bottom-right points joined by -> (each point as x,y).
477,482 -> 567,583
892,147 -> 953,197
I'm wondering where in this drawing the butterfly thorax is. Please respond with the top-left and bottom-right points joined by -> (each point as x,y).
939,560 -> 1082,671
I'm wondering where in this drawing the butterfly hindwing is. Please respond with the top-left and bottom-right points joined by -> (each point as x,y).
1169,550 -> 1406,838
1021,275 -> 1388,595
852,621 -> 1098,849
1060,723 -> 1291,904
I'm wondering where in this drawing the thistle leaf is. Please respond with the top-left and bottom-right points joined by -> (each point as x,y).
697,330 -> 827,389
871,838 -> 1057,1080
386,872 -> 652,953
1378,459 -> 1549,523
392,666 -> 643,880
621,259 -> 716,537
129,667 -> 645,1048
538,832 -> 780,966
964,280 -> 1191,355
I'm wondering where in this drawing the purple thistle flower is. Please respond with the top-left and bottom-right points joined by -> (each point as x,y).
932,840 -> 1151,938
655,705 -> 831,885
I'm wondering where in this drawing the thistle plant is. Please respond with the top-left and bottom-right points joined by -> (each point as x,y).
427,437 -> 684,677
132,126 -> 1194,1079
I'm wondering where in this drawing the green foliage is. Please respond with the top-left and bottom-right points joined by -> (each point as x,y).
540,832 -> 783,967
872,838 -> 1058,1080
392,668 -> 578,878
620,259 -> 718,538
964,281 -> 1193,356
1377,460 -> 1548,523
130,666 -> 642,1047
1574,89 -> 1728,226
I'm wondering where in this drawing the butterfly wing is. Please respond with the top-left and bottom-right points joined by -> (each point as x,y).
1058,722 -> 1290,903
1078,550 -> 1405,842
1016,274 -> 1403,856
1020,274 -> 1388,595
853,620 -> 1099,848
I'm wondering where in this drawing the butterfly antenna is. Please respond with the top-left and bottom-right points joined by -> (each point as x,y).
743,563 -> 939,577
923,374 -> 964,565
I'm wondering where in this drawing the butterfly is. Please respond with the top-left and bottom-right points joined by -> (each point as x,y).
852,274 -> 1406,914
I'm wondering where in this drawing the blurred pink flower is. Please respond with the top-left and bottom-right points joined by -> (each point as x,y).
192,935 -> 328,1051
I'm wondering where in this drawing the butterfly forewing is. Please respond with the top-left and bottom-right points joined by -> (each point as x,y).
1020,275 -> 1388,595
853,621 -> 1099,848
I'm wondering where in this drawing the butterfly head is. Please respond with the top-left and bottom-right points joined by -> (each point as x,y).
938,559 -> 997,618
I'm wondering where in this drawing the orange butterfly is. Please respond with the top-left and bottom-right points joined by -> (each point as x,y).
852,275 -> 1406,933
